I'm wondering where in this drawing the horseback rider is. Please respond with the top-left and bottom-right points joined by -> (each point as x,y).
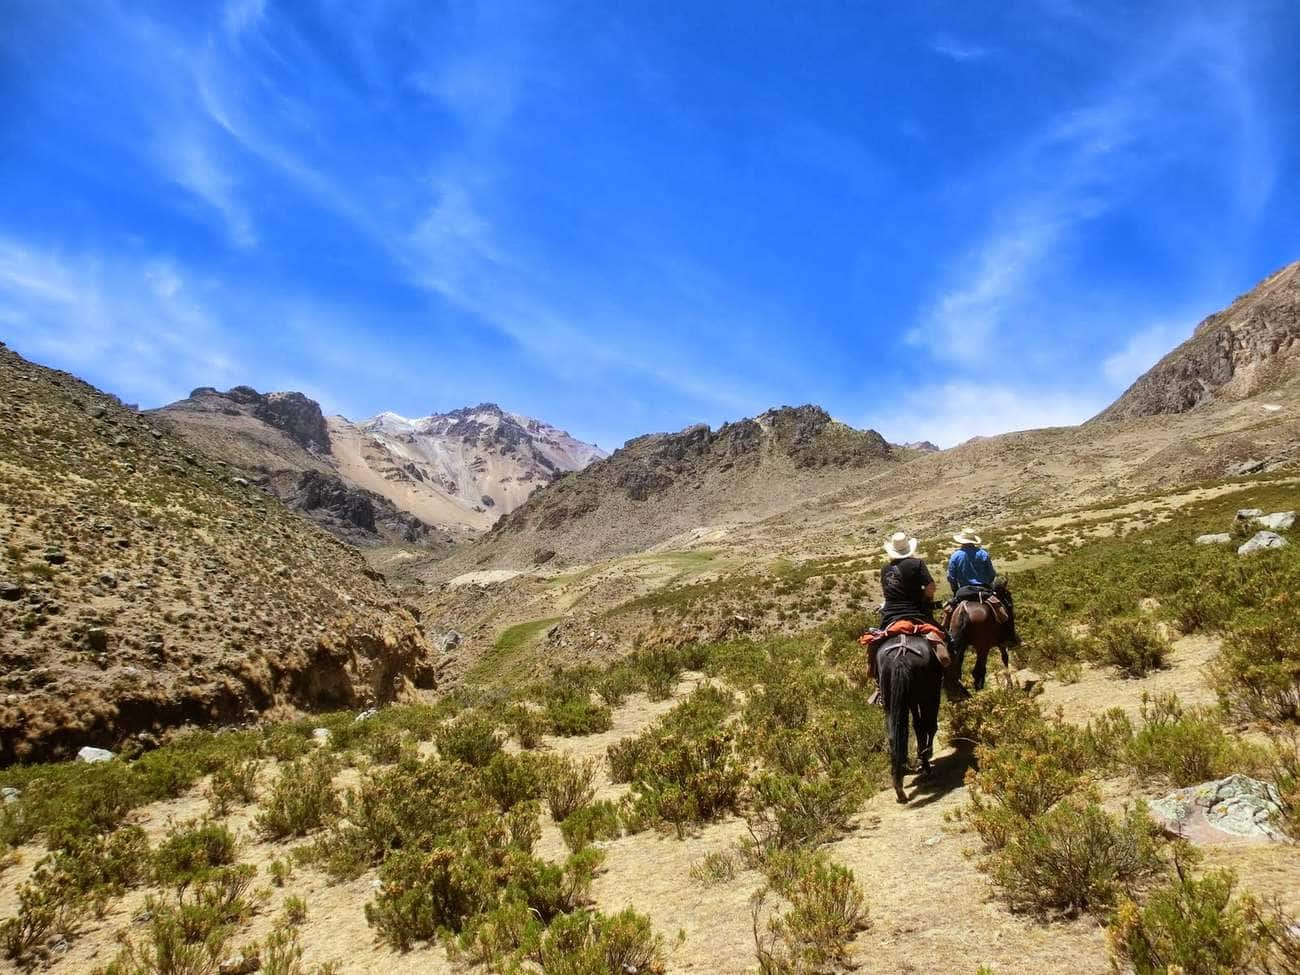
861,532 -> 951,695
880,531 -> 937,628
945,527 -> 1020,645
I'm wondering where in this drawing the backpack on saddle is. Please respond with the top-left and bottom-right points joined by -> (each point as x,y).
943,585 -> 1010,629
859,620 -> 952,682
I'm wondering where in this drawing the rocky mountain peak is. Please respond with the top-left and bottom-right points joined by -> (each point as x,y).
179,385 -> 331,454
1096,260 -> 1300,422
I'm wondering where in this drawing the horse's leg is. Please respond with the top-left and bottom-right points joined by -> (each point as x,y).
913,695 -> 932,776
945,608 -> 970,700
917,668 -> 942,775
973,645 -> 988,691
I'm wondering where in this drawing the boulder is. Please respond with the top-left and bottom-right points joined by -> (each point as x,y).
1256,511 -> 1296,531
0,580 -> 22,601
76,746 -> 115,763
439,629 -> 463,653
312,727 -> 331,744
1,786 -> 19,804
1236,508 -> 1264,520
354,708 -> 378,722
1148,774 -> 1288,844
1238,531 -> 1288,555
1194,533 -> 1233,545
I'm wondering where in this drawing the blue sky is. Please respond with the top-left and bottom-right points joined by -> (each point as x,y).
2,0 -> 1298,450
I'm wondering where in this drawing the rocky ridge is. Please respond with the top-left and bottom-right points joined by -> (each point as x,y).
156,392 -> 605,541
1097,260 -> 1300,421
0,344 -> 437,763
469,405 -> 893,565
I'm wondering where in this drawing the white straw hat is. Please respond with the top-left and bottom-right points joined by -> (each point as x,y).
953,527 -> 983,546
883,531 -> 918,560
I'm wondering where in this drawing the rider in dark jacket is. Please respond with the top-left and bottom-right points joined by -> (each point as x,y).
880,532 -> 937,628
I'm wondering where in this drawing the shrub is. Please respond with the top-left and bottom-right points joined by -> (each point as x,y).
1269,732 -> 1300,839
542,756 -> 597,822
986,799 -> 1165,918
559,800 -> 622,852
1125,693 -> 1259,787
964,734 -> 1088,850
535,909 -> 666,975
752,850 -> 867,975
625,732 -> 744,837
94,866 -> 256,975
944,682 -> 1044,750
480,753 -> 544,812
453,899 -> 543,970
1211,617 -> 1300,723
361,728 -> 406,765
365,846 -> 498,949
262,726 -> 314,762
745,767 -> 869,850
281,896 -> 307,927
594,666 -> 642,707
546,697 -> 614,737
256,754 -> 340,840
504,705 -> 547,749
1,827 -> 150,962
310,757 -> 539,881
1093,618 -> 1170,678
631,646 -> 686,700
207,760 -> 259,815
435,712 -> 503,767
1107,860 -> 1255,975
153,820 -> 238,891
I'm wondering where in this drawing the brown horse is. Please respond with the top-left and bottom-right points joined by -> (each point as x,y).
944,597 -> 1012,692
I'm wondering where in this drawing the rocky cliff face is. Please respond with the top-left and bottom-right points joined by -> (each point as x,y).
1097,261 -> 1300,421
191,386 -> 332,453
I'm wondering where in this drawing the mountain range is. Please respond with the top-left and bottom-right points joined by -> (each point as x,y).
153,390 -> 606,547
2,259 -> 1298,753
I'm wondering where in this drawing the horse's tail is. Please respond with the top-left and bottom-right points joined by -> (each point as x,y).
885,653 -> 912,791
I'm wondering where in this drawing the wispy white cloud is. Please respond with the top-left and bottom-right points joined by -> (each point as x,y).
1101,320 -> 1191,388
223,0 -> 266,38
867,382 -> 1105,449
928,34 -> 990,61
0,240 -> 243,405
155,135 -> 257,249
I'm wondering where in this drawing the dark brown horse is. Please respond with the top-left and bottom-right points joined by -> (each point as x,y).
876,634 -> 945,802
944,597 -> 1012,691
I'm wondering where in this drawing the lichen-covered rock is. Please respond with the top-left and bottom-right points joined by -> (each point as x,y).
1194,533 -> 1232,545
1238,530 -> 1289,555
1148,774 -> 1288,844
1256,510 -> 1296,531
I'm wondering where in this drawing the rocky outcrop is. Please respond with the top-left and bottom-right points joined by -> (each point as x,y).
470,405 -> 894,564
1148,774 -> 1289,844
1096,261 -> 1300,421
282,470 -> 434,545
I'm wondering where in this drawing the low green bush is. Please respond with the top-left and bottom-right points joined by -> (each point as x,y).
1212,616 -> 1300,723
752,849 -> 868,975
534,908 -> 666,975
1107,859 -> 1256,975
559,800 -> 622,852
1093,618 -> 1170,678
546,697 -> 614,737
540,756 -> 598,823
625,732 -> 744,837
504,705 -> 548,749
256,753 -> 340,840
153,820 -> 238,891
986,799 -> 1165,918
480,752 -> 545,812
207,759 -> 259,815
435,711 -> 503,767
1125,694 -> 1260,787
1,826 -> 150,962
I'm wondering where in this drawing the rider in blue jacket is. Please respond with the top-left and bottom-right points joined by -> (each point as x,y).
946,527 -> 1019,645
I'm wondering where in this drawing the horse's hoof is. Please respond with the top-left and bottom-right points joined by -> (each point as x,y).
894,786 -> 908,804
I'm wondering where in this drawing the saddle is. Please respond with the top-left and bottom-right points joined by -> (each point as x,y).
944,587 -> 1010,628
860,620 -> 951,680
